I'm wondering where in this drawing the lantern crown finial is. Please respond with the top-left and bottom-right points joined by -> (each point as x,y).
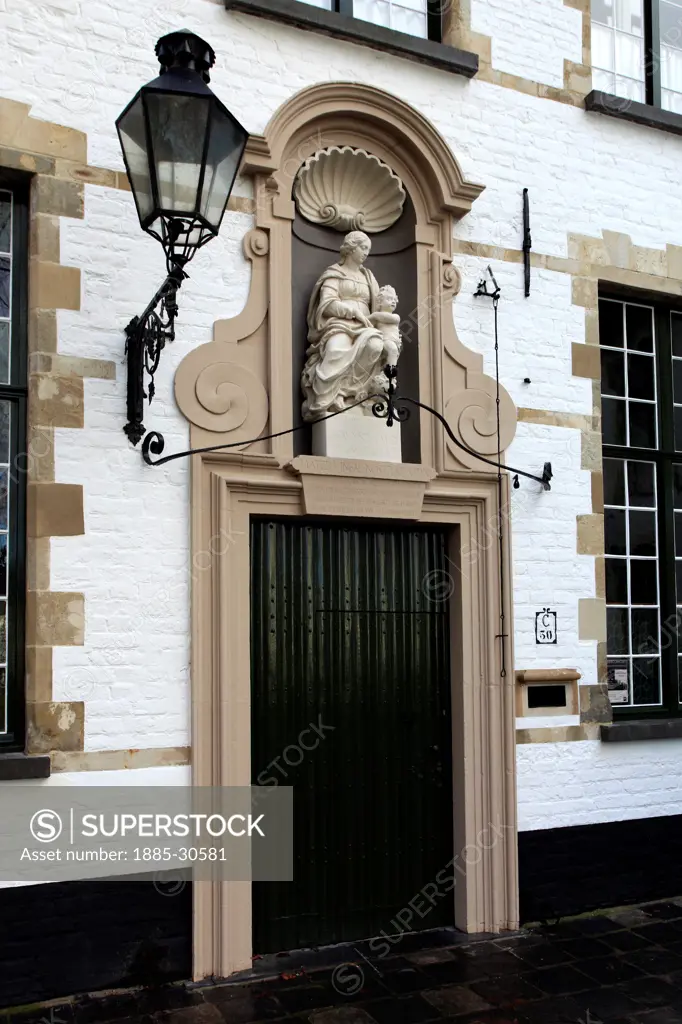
155,30 -> 216,83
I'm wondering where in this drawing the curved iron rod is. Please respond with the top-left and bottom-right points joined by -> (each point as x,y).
141,392 -> 552,491
396,396 -> 552,490
141,396 -> 374,466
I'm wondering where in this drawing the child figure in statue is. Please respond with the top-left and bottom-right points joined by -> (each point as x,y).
370,284 -> 402,368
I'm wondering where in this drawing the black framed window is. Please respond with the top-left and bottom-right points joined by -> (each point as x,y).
296,0 -> 441,40
0,172 -> 27,750
600,293 -> 682,717
592,0 -> 682,112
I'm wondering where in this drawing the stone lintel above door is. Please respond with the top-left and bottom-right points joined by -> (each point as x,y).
287,454 -> 435,518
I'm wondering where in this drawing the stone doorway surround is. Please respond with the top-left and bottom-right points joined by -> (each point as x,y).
173,82 -> 520,981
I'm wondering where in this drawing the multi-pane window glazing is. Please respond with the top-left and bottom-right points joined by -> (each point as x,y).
592,0 -> 646,101
294,0 -> 432,38
600,295 -> 682,717
591,0 -> 682,112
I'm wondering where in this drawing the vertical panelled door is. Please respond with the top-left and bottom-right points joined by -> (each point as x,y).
251,520 -> 454,953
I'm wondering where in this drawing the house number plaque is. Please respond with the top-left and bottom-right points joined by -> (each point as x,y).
535,608 -> 557,645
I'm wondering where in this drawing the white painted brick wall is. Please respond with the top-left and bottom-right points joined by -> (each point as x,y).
518,739 -> 682,830
1,0 -> 681,825
470,0 -> 583,88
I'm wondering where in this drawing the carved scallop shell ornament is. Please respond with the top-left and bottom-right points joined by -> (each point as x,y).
294,147 -> 406,233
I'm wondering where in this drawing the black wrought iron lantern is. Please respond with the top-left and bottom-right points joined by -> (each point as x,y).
117,31 -> 248,444
117,30 -> 247,268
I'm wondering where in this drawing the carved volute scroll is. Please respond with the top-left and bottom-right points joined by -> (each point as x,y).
436,254 -> 516,471
173,82 -> 518,474
174,228 -> 270,452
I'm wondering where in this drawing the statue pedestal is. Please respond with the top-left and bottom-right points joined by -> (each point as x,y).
312,404 -> 402,462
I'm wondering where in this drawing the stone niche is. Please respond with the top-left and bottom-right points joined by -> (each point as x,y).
173,81 -> 517,477
291,183 -> 420,463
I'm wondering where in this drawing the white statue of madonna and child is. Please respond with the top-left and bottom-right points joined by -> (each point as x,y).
301,229 -> 403,462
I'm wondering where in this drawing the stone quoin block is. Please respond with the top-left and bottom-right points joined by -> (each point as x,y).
29,374 -> 84,429
25,646 -> 53,704
27,483 -> 85,538
31,175 -> 84,221
26,701 -> 85,753
29,262 -> 81,312
572,341 -> 601,379
25,591 -> 85,648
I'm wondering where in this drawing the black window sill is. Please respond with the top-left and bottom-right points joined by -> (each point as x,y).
224,0 -> 479,77
0,752 -> 51,779
585,89 -> 682,138
601,719 -> 682,743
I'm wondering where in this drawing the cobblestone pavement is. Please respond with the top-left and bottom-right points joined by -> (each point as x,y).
12,899 -> 682,1024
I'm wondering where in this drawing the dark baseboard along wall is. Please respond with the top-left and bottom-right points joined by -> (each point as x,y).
519,813 -> 682,924
0,876 -> 191,1009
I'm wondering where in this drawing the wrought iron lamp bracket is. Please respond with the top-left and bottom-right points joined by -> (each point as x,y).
140,365 -> 552,490
123,263 -> 187,447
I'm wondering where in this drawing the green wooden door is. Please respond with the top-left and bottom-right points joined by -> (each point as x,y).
251,520 -> 454,952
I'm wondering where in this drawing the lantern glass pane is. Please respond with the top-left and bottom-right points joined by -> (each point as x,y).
147,92 -> 210,214
117,95 -> 154,222
200,104 -> 246,230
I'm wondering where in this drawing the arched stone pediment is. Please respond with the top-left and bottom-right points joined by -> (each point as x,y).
241,82 -> 484,223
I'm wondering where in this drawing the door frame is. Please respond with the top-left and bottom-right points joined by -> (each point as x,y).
191,454 -> 517,980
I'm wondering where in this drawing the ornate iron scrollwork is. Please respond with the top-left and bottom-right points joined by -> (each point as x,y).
370,365 -> 410,428
123,263 -> 187,446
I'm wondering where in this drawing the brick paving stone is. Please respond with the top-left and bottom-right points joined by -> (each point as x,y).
457,950 -> 523,975
510,942 -> 572,968
419,958 -> 485,986
512,995 -> 581,1023
404,948 -> 456,966
608,907 -> 653,928
155,1007 -> 223,1024
623,947 -> 682,975
468,974 -> 544,1007
576,955 -> 646,985
368,956 -> 412,972
552,937 -> 613,960
309,1010 -> 377,1024
380,967 -> 433,994
454,1013 -> 527,1024
307,969 -> 386,1002
571,984 -> 641,1019
616,976 -> 679,1007
632,923 -> 682,945
276,986 -> 336,1014
551,916 -> 623,938
601,929 -> 655,952
421,985 -> 492,1016
358,995 -> 438,1022
522,964 -> 593,995
630,1010 -> 682,1022
202,986 -> 284,1021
